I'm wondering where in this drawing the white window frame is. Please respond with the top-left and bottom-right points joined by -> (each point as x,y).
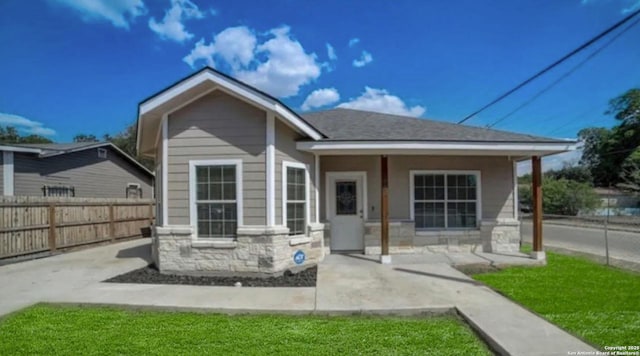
97,148 -> 108,158
189,159 -> 243,239
282,161 -> 310,236
126,183 -> 142,199
409,170 -> 481,230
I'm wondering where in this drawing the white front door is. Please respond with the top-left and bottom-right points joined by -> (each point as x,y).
328,173 -> 365,251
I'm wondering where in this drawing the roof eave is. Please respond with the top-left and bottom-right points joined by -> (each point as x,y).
137,68 -> 325,154
296,140 -> 577,157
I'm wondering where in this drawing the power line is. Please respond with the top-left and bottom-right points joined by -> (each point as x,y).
485,17 -> 640,129
457,8 -> 640,124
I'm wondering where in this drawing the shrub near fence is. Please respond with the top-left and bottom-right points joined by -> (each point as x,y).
0,196 -> 155,260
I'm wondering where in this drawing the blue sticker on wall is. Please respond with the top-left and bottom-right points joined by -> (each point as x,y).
293,250 -> 306,265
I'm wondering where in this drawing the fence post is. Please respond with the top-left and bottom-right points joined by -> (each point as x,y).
604,186 -> 611,266
109,204 -> 115,242
148,202 -> 154,226
48,203 -> 57,252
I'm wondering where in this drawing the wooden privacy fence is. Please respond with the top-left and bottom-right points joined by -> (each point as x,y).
0,197 -> 155,260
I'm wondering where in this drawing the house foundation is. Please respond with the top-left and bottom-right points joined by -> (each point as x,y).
152,224 -> 325,276
323,220 -> 520,254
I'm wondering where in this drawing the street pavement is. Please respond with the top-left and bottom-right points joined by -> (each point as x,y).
521,221 -> 640,265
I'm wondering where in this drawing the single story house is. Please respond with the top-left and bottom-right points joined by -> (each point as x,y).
136,67 -> 574,276
0,142 -> 153,198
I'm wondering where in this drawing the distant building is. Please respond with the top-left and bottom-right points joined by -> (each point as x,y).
0,142 -> 153,198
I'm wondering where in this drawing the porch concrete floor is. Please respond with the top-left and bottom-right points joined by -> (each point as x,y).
0,240 -> 596,356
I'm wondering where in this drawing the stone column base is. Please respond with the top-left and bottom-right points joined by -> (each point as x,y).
481,219 -> 521,253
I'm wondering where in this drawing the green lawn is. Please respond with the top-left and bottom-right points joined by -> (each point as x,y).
0,305 -> 490,356
473,251 -> 640,347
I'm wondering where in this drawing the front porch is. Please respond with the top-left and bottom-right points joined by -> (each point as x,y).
316,154 -> 544,261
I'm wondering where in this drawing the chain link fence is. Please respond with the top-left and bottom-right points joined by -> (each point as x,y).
520,212 -> 640,272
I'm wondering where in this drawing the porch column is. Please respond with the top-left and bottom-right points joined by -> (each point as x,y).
531,156 -> 545,260
380,155 -> 390,264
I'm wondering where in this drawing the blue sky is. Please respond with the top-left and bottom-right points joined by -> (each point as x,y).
1,0 -> 639,170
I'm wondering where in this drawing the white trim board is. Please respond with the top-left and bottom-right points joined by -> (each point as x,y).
266,112 -> 276,226
282,160 -> 310,235
138,69 -> 323,144
297,141 -> 576,157
409,170 -> 482,229
188,159 -> 243,239
314,154 -> 320,224
162,116 -> 169,226
2,151 -> 14,196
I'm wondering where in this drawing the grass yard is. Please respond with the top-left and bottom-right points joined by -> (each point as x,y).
0,304 -> 490,356
473,251 -> 640,347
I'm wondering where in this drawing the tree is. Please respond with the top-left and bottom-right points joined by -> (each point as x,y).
618,148 -> 640,192
108,123 -> 154,170
73,134 -> 99,143
580,88 -> 640,187
0,126 -> 52,144
545,164 -> 592,184
519,178 -> 600,216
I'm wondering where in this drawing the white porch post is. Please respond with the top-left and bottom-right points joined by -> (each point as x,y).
266,112 -> 276,226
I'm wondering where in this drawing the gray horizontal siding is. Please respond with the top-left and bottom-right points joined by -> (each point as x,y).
12,148 -> 152,198
0,153 -> 4,195
319,155 -> 380,222
167,91 -> 266,226
388,156 -> 515,220
319,155 -> 515,222
275,120 -> 316,226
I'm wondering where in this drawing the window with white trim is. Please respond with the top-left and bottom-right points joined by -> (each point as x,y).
283,163 -> 307,236
97,148 -> 107,158
413,172 -> 479,229
194,164 -> 238,238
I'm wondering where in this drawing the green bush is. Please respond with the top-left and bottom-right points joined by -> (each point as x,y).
518,178 -> 600,216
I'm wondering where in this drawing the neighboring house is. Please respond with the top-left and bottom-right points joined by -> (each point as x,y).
593,187 -> 640,216
0,142 -> 153,199
136,67 -> 574,275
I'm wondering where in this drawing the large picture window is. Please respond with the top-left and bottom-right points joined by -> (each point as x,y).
412,171 -> 479,229
283,162 -> 307,236
189,160 -> 242,239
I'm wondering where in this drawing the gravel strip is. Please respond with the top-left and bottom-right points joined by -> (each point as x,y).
105,265 -> 317,287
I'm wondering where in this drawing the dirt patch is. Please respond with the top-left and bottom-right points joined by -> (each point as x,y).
105,265 -> 317,287
454,263 -> 500,276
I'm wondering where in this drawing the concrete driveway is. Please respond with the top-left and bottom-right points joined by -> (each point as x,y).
0,240 -> 596,355
0,239 -> 150,317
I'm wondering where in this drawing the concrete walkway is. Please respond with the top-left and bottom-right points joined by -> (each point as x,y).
0,240 -> 597,355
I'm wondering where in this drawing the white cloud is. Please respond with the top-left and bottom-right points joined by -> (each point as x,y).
581,0 -> 640,14
0,113 -> 57,136
53,0 -> 146,29
184,26 -> 256,68
622,0 -> 640,13
338,87 -> 426,117
183,26 -> 256,69
301,88 -> 340,111
326,43 -> 337,61
213,27 -> 257,69
348,38 -> 360,47
517,149 -> 583,175
184,25 -> 322,98
149,0 -> 204,42
183,38 -> 215,67
353,50 -> 373,68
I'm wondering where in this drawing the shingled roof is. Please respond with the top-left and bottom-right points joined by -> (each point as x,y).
302,108 -> 570,143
